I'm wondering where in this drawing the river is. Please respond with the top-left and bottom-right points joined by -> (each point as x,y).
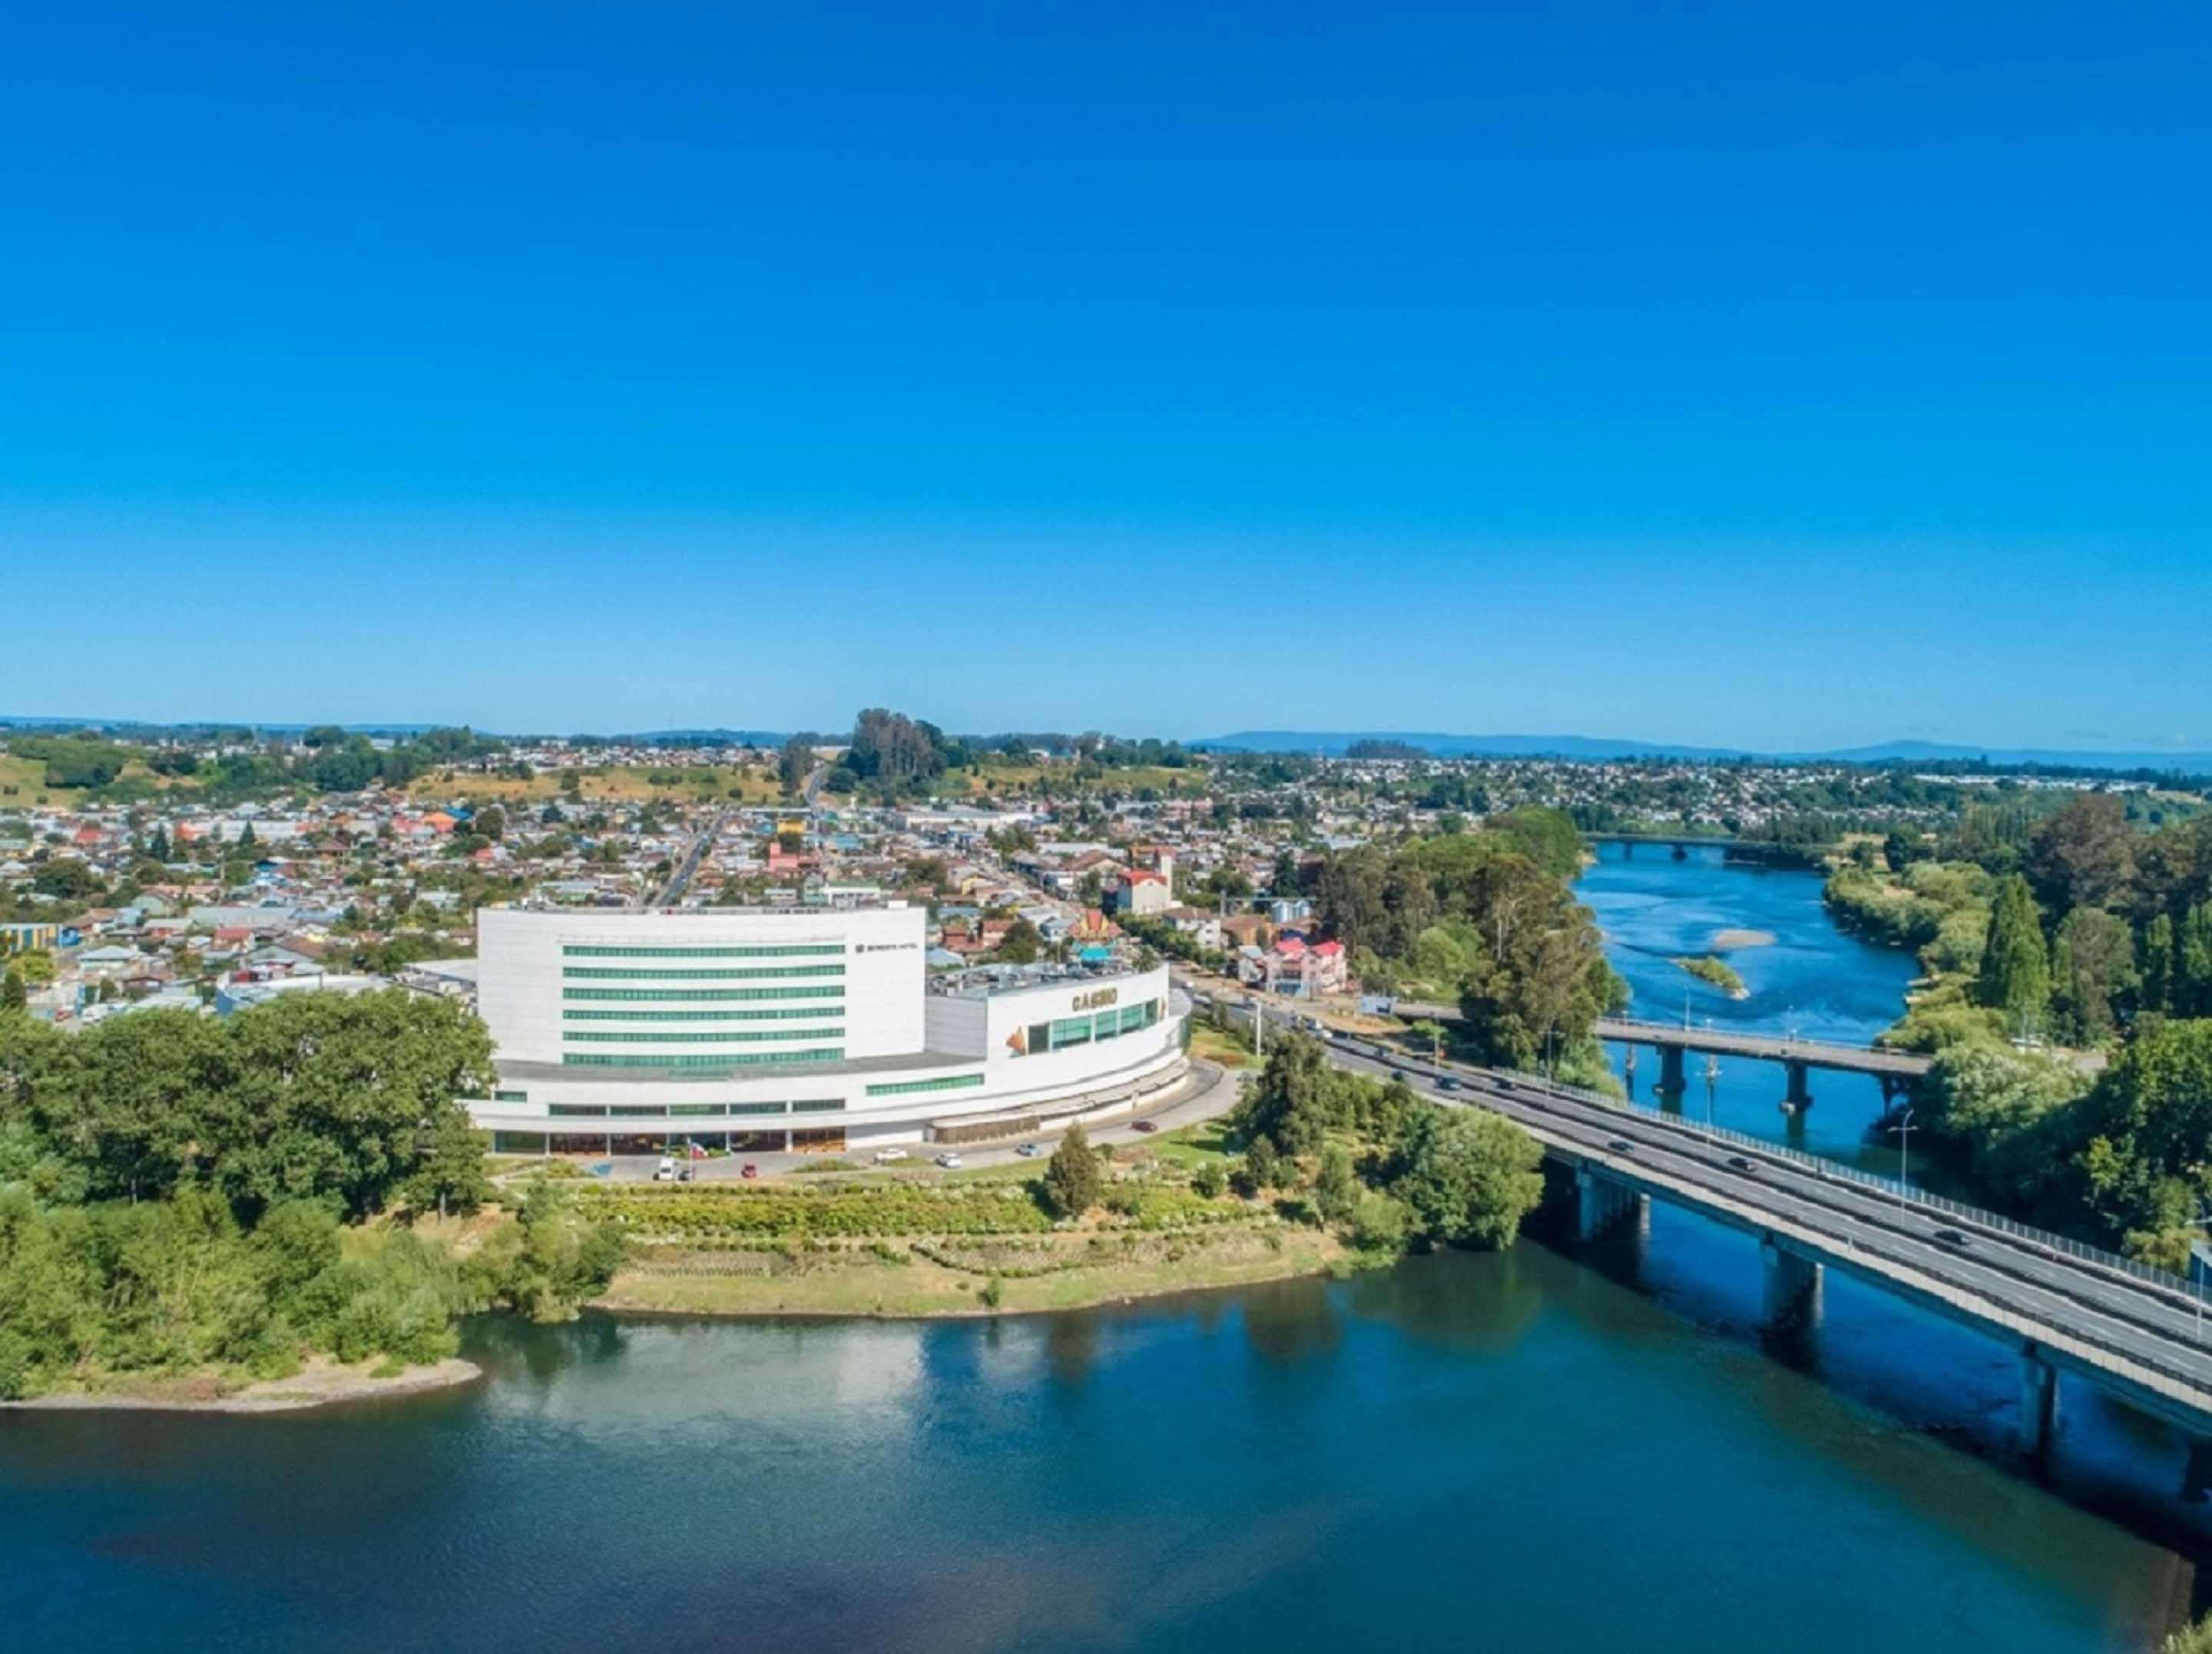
1584,840 -> 1924,1171
2,848 -> 2207,1651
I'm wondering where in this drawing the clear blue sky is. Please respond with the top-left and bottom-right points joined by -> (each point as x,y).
5,2 -> 2208,747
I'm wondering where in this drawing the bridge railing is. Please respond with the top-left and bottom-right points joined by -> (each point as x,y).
1502,1069 -> 2206,1307
1598,1016 -> 1890,1056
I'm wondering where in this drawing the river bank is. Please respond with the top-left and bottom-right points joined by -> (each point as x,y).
4,1356 -> 482,1414
594,1226 -> 1347,1318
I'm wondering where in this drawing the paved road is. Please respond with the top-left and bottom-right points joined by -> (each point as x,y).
1302,1023 -> 2212,1434
548,1059 -> 1247,1185
647,804 -> 730,907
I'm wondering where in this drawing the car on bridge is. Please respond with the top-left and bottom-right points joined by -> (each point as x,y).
1607,1138 -> 1636,1154
1934,1227 -> 1973,1249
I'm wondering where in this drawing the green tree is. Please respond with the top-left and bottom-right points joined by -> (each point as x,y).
2180,902 -> 2212,1018
1233,1034 -> 1342,1156
2141,911 -> 2177,1017
994,919 -> 1042,964
2048,907 -> 2135,1046
1314,1144 -> 1360,1226
1389,1107 -> 1545,1250
0,969 -> 24,1014
1041,1122 -> 1103,1218
1975,874 -> 2050,1038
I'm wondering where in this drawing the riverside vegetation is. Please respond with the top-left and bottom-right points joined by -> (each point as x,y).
0,991 -> 624,1401
591,1036 -> 1548,1318
1822,794 -> 2212,1268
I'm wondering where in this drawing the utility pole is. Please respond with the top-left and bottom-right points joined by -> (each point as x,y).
1887,1106 -> 1917,1197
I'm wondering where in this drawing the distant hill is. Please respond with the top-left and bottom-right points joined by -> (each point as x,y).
1194,731 -> 1757,761
1194,731 -> 2212,776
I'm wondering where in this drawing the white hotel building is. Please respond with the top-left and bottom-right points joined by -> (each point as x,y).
463,904 -> 1187,1156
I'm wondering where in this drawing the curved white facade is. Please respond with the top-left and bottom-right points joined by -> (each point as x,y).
464,905 -> 1185,1154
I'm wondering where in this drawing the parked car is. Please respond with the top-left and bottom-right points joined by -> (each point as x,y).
1015,1142 -> 1043,1158
740,1162 -> 760,1180
873,1147 -> 909,1164
1131,1119 -> 1159,1134
935,1152 -> 965,1169
676,1165 -> 695,1183
653,1156 -> 677,1182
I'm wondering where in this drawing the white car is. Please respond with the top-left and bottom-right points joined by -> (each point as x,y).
1015,1142 -> 1043,1158
652,1156 -> 677,1182
934,1152 -> 964,1169
873,1147 -> 909,1164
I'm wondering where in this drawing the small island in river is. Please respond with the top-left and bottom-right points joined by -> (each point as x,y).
1671,954 -> 1750,997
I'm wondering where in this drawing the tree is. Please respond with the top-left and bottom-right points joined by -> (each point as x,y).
994,919 -> 1042,964
1389,1108 -> 1545,1249
475,805 -> 505,842
2048,907 -> 2135,1046
2026,793 -> 2135,915
1975,874 -> 2050,1038
0,969 -> 24,1014
1041,1122 -> 1103,1218
1234,1034 -> 1342,1156
2181,902 -> 2212,1018
779,738 -> 815,798
2137,912 -> 2174,1018
147,825 -> 171,863
1314,1145 -> 1360,1225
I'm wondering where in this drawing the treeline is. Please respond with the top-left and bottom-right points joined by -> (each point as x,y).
1833,794 -> 2212,1050
0,991 -> 623,1397
1917,1025 -> 2212,1265
1302,810 -> 1623,1082
0,1177 -> 623,1400
1227,1035 -> 1547,1254
5,725 -> 508,802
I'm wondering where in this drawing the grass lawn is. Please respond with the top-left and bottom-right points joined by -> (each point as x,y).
409,764 -> 784,807
1150,1119 -> 1237,1170
1188,1024 -> 1254,1069
0,754 -> 80,806
594,1224 -> 1338,1318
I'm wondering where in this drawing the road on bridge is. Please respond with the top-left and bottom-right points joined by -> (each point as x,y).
1187,981 -> 2212,1443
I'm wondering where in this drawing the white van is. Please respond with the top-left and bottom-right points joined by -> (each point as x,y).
653,1156 -> 677,1182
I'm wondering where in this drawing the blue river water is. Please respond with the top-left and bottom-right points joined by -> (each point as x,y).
2,847 -> 2207,1652
1584,840 -> 1926,1172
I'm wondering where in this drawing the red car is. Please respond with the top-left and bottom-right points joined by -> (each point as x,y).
740,1162 -> 760,1180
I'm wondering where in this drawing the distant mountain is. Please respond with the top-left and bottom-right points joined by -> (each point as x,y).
1194,731 -> 1757,761
1194,731 -> 2212,776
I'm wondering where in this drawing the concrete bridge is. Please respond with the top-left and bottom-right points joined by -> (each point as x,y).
1309,1026 -> 2212,1476
1595,1016 -> 1932,1107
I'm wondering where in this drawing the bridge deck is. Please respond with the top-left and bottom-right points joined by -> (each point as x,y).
1309,1027 -> 2212,1441
1594,1016 -> 1932,1077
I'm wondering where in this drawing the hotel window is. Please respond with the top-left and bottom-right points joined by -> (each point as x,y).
494,1089 -> 529,1102
565,986 -> 843,1002
562,1028 -> 844,1045
1048,1016 -> 1093,1050
864,1073 -> 986,1098
790,1099 -> 846,1113
564,1008 -> 844,1023
548,1104 -> 609,1118
562,1049 -> 843,1070
563,965 -> 845,981
563,944 -> 844,959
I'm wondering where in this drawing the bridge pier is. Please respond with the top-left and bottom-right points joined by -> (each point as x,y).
2018,1344 -> 2060,1459
1576,1168 -> 1645,1241
1783,1059 -> 1813,1112
1760,1238 -> 1823,1330
1656,1045 -> 1686,1096
1879,1073 -> 1906,1104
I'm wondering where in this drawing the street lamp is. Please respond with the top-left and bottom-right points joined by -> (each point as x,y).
1887,1106 -> 1916,1198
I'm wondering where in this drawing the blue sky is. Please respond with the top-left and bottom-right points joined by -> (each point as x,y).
4,2 -> 2208,746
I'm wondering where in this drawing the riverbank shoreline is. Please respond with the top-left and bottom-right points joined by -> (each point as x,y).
591,1229 -> 1348,1320
3,1357 -> 483,1414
